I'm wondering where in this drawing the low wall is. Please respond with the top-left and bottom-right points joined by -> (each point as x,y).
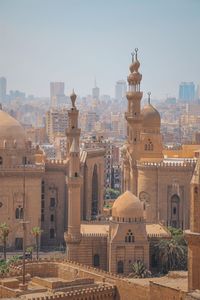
1,259 -> 191,300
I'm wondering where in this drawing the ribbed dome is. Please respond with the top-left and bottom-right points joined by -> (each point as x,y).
0,109 -> 26,143
141,103 -> 161,128
112,191 -> 143,220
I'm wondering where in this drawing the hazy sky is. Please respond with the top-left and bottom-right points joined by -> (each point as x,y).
0,0 -> 200,99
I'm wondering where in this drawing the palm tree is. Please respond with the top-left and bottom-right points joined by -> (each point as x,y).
31,227 -> 42,260
0,223 -> 10,260
128,260 -> 151,278
154,237 -> 187,273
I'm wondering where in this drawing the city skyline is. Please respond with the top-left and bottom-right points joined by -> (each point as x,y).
0,0 -> 200,98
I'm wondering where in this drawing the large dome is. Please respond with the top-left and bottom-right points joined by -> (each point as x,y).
141,103 -> 161,128
112,190 -> 144,221
0,109 -> 26,145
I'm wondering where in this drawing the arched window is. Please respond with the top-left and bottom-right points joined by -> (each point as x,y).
93,254 -> 100,267
15,207 -> 23,219
0,156 -> 3,165
117,261 -> 124,274
171,194 -> 180,228
125,229 -> 135,243
41,180 -> 45,194
15,208 -> 19,219
50,228 -> 55,239
145,139 -> 153,151
50,214 -> 54,222
194,187 -> 198,194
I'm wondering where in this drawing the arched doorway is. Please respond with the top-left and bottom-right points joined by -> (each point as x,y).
171,194 -> 180,228
91,164 -> 98,217
117,260 -> 124,274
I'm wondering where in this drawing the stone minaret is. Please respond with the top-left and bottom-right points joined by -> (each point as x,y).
123,49 -> 143,194
65,91 -> 82,261
185,159 -> 200,291
66,90 -> 81,158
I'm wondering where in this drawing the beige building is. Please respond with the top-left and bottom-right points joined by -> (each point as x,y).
45,107 -> 68,143
0,97 -> 105,250
65,90 -> 170,275
122,49 -> 196,229
0,49 -> 199,280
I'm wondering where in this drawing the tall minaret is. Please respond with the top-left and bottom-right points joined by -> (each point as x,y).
66,90 -> 81,158
123,49 -> 143,194
185,159 -> 200,291
65,91 -> 82,261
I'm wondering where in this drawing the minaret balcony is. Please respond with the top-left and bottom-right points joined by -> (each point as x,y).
66,128 -> 81,136
125,112 -> 142,123
67,175 -> 83,186
126,91 -> 143,101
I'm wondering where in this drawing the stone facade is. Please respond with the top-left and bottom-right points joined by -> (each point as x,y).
185,159 -> 200,292
122,49 -> 195,230
0,101 -> 105,250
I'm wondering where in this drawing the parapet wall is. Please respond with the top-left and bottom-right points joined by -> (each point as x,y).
1,259 -> 191,300
137,160 -> 196,169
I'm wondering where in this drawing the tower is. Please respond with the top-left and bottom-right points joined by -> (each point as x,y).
140,92 -> 163,161
123,49 -> 143,194
66,90 -> 81,158
185,159 -> 200,291
65,91 -> 82,261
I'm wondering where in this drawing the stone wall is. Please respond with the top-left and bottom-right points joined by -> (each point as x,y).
1,259 -> 193,300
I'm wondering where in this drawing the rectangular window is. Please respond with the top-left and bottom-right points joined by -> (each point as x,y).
15,238 -> 23,250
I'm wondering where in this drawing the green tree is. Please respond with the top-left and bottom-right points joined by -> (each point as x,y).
0,223 -> 10,260
128,260 -> 152,278
154,231 -> 187,273
105,188 -> 120,199
31,227 -> 42,260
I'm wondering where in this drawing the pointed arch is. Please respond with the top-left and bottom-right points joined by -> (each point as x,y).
91,164 -> 98,217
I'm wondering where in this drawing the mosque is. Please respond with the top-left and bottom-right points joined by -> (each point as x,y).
0,50 -> 198,275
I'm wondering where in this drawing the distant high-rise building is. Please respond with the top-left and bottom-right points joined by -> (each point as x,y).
50,82 -> 65,107
196,84 -> 200,100
46,107 -> 68,143
115,80 -> 127,102
92,79 -> 100,100
0,77 -> 7,101
179,82 -> 195,102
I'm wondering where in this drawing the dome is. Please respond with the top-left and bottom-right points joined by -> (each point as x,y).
0,109 -> 26,143
141,103 -> 161,128
112,190 -> 143,220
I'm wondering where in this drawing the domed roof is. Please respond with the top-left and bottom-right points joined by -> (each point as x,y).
112,190 -> 143,220
141,103 -> 161,128
0,109 -> 26,142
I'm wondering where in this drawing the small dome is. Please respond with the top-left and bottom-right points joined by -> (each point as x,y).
0,109 -> 26,144
141,103 -> 161,128
112,191 -> 143,220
